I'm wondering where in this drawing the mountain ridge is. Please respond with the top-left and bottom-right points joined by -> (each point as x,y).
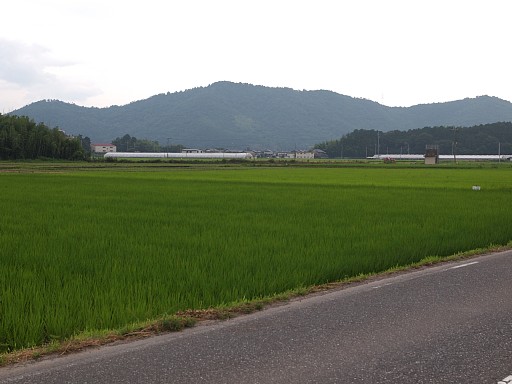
10,82 -> 512,150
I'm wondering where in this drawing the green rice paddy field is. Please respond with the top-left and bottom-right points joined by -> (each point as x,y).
1,163 -> 512,351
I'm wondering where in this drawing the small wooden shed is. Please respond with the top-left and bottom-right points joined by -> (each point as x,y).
425,145 -> 439,165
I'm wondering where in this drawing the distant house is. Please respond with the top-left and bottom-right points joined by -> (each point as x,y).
182,148 -> 203,154
295,151 -> 315,159
312,149 -> 328,159
91,143 -> 116,153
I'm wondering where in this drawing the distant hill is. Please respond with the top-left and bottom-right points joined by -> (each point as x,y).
10,81 -> 512,150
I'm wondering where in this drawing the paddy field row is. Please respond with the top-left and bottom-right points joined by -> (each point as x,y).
1,165 -> 511,350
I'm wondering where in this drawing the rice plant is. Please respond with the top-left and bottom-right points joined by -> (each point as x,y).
0,166 -> 511,350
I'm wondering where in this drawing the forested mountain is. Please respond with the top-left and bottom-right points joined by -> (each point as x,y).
11,81 -> 512,150
315,122 -> 512,158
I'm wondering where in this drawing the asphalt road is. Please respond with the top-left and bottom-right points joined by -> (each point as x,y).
1,251 -> 512,384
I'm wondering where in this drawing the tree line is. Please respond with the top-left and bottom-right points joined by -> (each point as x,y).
0,114 -> 89,160
111,134 -> 184,153
3,113 -> 511,161
314,122 -> 512,158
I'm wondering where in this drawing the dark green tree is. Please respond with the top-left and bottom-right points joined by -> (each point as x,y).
0,114 -> 85,160
315,122 -> 512,158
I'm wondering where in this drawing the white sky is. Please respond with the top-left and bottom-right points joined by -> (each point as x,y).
1,0 -> 511,111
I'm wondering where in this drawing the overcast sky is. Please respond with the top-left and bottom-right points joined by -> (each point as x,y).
1,0 -> 511,111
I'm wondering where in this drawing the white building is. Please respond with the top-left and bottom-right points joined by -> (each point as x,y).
91,143 -> 116,153
182,148 -> 203,154
295,151 -> 315,159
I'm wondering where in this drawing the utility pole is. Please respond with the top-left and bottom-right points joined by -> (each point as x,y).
377,131 -> 380,157
451,127 -> 458,163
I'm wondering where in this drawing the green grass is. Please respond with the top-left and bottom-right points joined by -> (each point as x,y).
1,164 -> 511,351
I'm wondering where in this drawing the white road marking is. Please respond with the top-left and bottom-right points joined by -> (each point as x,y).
448,261 -> 479,270
372,283 -> 392,289
497,374 -> 512,383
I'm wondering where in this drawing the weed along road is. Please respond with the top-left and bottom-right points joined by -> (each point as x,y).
2,251 -> 512,384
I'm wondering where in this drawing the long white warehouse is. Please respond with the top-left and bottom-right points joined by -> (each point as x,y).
104,152 -> 253,159
368,154 -> 512,161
